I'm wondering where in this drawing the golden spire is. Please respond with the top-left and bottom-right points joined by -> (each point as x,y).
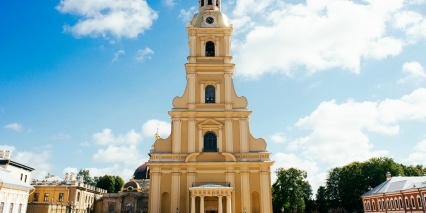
155,127 -> 161,140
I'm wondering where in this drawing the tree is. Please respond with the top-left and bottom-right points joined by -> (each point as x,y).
272,168 -> 312,213
77,169 -> 96,186
316,186 -> 328,213
95,175 -> 124,193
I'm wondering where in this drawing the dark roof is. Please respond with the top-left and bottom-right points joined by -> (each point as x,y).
134,163 -> 150,180
0,159 -> 35,171
123,180 -> 139,190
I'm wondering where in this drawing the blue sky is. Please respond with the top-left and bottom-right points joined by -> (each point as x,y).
1,0 -> 426,193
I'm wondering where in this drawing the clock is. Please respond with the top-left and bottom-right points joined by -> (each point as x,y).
206,17 -> 215,24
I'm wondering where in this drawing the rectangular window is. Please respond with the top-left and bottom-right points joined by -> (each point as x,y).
9,203 -> 13,213
20,174 -> 23,181
59,193 -> 64,202
418,197 -> 423,207
44,193 -> 50,202
24,175 -> 27,183
18,204 -> 22,213
0,202 -> 4,213
33,193 -> 39,202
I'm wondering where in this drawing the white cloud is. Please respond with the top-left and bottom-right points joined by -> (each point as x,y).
141,119 -> 171,138
135,47 -> 154,62
56,0 -> 158,40
92,128 -> 142,146
290,88 -> 426,167
230,0 -> 405,78
393,10 -> 426,42
406,139 -> 426,165
62,167 -> 78,175
179,7 -> 197,23
112,50 -> 125,62
163,0 -> 175,8
14,151 -> 53,180
0,145 -> 15,152
398,61 -> 426,84
92,145 -> 143,164
51,133 -> 71,141
4,123 -> 23,132
270,132 -> 287,143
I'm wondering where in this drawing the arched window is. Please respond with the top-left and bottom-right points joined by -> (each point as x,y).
204,132 -> 217,152
418,196 -> 422,207
206,41 -> 215,56
400,198 -> 404,209
412,197 -> 416,208
205,85 -> 215,103
208,0 -> 212,5
406,198 -> 410,208
373,201 -> 376,211
201,0 -> 204,7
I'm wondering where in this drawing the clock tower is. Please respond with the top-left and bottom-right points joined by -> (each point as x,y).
147,0 -> 273,212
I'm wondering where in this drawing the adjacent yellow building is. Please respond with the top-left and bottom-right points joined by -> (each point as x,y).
147,1 -> 273,213
27,173 -> 106,213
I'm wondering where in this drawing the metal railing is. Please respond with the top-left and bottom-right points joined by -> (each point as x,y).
192,182 -> 231,187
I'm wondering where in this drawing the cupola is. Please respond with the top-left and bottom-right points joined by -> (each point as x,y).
199,0 -> 221,11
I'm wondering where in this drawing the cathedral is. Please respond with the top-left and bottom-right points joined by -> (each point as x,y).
147,0 -> 273,212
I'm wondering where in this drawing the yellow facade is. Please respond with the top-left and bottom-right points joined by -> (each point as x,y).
27,176 -> 106,213
147,1 -> 273,213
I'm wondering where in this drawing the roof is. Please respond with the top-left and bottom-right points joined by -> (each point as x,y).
134,163 -> 150,180
0,159 -> 35,171
362,176 -> 426,197
0,168 -> 33,191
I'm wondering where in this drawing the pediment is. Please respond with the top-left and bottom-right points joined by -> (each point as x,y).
197,119 -> 223,129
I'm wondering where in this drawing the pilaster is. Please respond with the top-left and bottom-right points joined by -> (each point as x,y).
225,119 -> 233,152
172,119 -> 182,153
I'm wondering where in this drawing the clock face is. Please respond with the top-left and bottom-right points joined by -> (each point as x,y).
206,17 -> 215,24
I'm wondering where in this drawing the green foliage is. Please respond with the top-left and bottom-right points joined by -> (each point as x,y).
323,157 -> 425,213
316,186 -> 328,213
272,168 -> 312,213
95,175 -> 124,193
77,169 -> 96,186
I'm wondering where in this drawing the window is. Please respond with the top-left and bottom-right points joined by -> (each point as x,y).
205,41 -> 215,56
412,197 -> 416,208
24,175 -> 27,183
44,193 -> 50,202
395,199 -> 399,209
203,132 -> 217,152
33,193 -> 39,202
9,203 -> 13,213
1,202 -> 4,213
20,174 -> 23,181
77,192 -> 81,202
109,203 -> 115,213
205,85 -> 215,103
387,199 -> 390,209
208,0 -> 212,5
406,198 -> 410,208
59,193 -> 64,202
400,198 -> 403,209
201,0 -> 204,7
391,199 -> 394,209
18,204 -> 22,213
418,196 -> 422,207
216,0 -> 219,7
373,201 -> 376,211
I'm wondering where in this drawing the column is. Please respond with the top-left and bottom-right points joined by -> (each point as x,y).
150,172 -> 161,213
224,73 -> 232,110
200,196 -> 205,213
188,119 -> 196,152
218,128 -> 223,152
191,196 -> 196,213
218,196 -> 223,213
190,35 -> 196,57
199,129 -> 203,152
188,72 -> 196,109
171,171 -> 181,212
200,83 -> 205,104
224,35 -> 230,56
241,170 -> 250,212
215,39 -> 220,57
239,119 -> 248,153
216,84 -> 221,104
260,169 -> 272,213
225,119 -> 233,152
227,196 -> 232,213
172,119 -> 182,153
187,169 -> 196,212
201,38 -> 206,57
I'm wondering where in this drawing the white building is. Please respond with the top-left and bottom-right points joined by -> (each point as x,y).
0,167 -> 34,213
0,150 -> 35,185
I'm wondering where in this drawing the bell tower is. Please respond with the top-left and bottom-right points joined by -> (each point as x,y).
147,1 -> 273,213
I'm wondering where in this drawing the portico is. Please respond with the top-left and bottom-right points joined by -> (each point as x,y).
189,184 -> 233,213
